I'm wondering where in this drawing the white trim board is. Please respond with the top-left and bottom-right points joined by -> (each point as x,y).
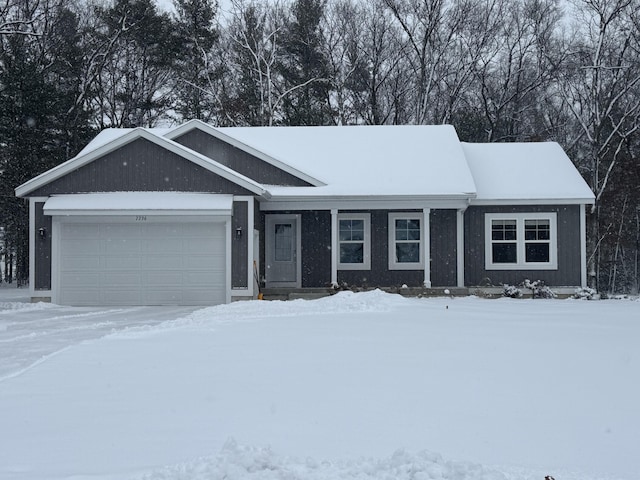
43,193 -> 234,216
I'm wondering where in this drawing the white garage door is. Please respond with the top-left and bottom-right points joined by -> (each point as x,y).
57,219 -> 227,306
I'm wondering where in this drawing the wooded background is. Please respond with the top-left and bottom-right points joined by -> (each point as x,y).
2,0 -> 639,294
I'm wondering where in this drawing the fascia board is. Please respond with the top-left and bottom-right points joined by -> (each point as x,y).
260,194 -> 474,211
165,120 -> 326,187
44,209 -> 232,216
469,197 -> 595,206
16,128 -> 271,199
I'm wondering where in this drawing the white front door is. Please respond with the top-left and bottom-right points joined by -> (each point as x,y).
265,215 -> 300,287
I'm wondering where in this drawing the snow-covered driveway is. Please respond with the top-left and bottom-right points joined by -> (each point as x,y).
0,287 -> 201,380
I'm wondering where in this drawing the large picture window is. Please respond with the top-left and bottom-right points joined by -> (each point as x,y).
337,213 -> 370,270
485,213 -> 557,270
389,213 -> 424,270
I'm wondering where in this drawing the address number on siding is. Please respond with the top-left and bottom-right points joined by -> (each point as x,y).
135,216 -> 147,221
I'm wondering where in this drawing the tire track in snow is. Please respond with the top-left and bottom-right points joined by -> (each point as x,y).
0,304 -> 198,381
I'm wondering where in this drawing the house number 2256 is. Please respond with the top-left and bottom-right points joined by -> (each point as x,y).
136,216 -> 147,221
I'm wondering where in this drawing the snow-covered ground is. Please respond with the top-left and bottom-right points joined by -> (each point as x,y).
0,286 -> 638,480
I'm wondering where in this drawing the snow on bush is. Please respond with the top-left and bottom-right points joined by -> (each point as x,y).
142,440 -> 508,480
522,279 -> 556,299
502,284 -> 522,298
574,286 -> 598,300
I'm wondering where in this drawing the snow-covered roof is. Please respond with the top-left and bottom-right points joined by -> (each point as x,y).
16,121 -> 595,205
217,125 -> 476,198
43,192 -> 233,215
75,127 -> 172,157
462,142 -> 594,204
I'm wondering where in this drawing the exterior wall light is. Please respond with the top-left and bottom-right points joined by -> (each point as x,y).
38,227 -> 47,239
235,226 -> 243,239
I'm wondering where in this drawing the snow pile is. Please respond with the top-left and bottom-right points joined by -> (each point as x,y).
0,300 -> 54,315
143,440 -> 506,480
155,289 -> 407,332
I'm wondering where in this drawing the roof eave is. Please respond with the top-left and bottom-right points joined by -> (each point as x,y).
470,197 -> 596,206
260,193 -> 475,211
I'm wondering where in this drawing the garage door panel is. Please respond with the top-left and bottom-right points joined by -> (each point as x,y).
183,255 -> 224,269
144,290 -> 182,305
102,290 -> 143,305
144,237 -> 183,253
183,289 -> 225,305
184,239 -> 220,254
184,271 -> 223,285
102,272 -> 142,287
62,224 -> 100,239
60,289 -> 101,305
104,256 -> 142,269
60,272 -> 100,287
62,256 -> 101,270
63,239 -> 100,255
105,239 -> 143,254
58,219 -> 227,306
143,255 -> 181,269
145,272 -> 183,286
103,224 -> 142,237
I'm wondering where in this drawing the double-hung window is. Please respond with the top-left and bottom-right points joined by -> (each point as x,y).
485,213 -> 557,270
389,213 -> 424,270
337,213 -> 370,270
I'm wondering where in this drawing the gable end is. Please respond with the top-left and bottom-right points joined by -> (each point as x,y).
173,129 -> 313,187
28,138 -> 255,196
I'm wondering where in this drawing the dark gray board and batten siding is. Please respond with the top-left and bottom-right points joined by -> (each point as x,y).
173,129 -> 313,187
261,209 -> 458,289
34,202 -> 52,290
232,201 -> 249,289
29,138 -> 256,197
464,205 -> 582,287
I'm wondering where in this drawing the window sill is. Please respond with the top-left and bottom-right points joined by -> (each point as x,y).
338,263 -> 371,271
485,262 -> 558,271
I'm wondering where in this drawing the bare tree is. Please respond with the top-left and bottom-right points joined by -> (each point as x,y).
466,0 -> 563,142
558,0 -> 640,289
321,0 -> 368,125
1,0 -> 44,36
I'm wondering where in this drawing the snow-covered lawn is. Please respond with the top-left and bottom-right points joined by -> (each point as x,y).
0,287 -> 638,480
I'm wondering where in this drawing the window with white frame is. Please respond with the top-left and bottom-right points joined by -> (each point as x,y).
337,213 -> 371,270
388,213 -> 424,270
485,213 -> 557,270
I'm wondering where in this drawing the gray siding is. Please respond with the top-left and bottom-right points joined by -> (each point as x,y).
430,209 -> 457,286
30,138 -> 255,196
262,209 -> 457,289
232,201 -> 249,288
338,210 -> 423,288
301,211 -> 332,287
464,205 -> 582,286
174,129 -> 312,186
34,202 -> 52,290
